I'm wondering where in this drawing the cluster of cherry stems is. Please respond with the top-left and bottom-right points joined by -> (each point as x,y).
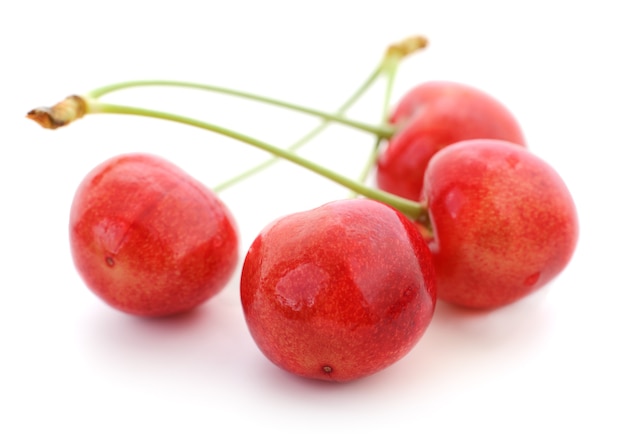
28,35 -> 578,383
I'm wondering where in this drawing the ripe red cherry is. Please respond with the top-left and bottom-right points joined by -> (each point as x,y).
376,81 -> 526,201
240,199 -> 437,382
70,153 -> 239,317
422,139 -> 578,309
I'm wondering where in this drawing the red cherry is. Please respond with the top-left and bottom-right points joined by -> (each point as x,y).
70,153 -> 239,317
376,81 -> 526,201
423,139 -> 578,309
240,199 -> 437,382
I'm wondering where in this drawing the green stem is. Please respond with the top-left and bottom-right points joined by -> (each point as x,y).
213,64 -> 383,193
380,55 -> 401,125
86,79 -> 395,139
211,123 -> 320,193
351,54 -> 401,195
86,99 -> 426,221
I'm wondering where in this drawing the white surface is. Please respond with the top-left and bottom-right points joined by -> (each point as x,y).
2,1 -> 624,441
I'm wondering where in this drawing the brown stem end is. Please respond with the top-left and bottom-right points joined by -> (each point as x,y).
386,35 -> 429,59
26,95 -> 87,129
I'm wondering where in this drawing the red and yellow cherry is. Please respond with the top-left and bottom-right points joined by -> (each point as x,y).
69,153 -> 239,317
240,199 -> 437,382
422,139 -> 578,309
376,81 -> 526,201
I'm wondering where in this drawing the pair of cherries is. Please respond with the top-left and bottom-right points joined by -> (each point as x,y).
67,78 -> 578,382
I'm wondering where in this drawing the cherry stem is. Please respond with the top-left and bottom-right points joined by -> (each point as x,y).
86,79 -> 395,139
81,34 -> 429,142
213,63 -> 383,193
85,99 -> 427,221
352,53 -> 401,194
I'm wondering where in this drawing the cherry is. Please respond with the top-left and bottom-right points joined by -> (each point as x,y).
422,139 -> 578,309
69,153 -> 239,317
240,199 -> 436,382
376,81 -> 527,201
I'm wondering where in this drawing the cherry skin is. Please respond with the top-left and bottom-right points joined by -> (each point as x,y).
376,81 -> 526,201
422,139 -> 578,309
69,153 -> 239,317
240,199 -> 437,382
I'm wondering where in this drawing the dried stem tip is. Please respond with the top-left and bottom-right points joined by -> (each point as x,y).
26,95 -> 87,129
386,35 -> 429,59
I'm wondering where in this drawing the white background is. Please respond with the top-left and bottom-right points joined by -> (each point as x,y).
2,1 -> 624,441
